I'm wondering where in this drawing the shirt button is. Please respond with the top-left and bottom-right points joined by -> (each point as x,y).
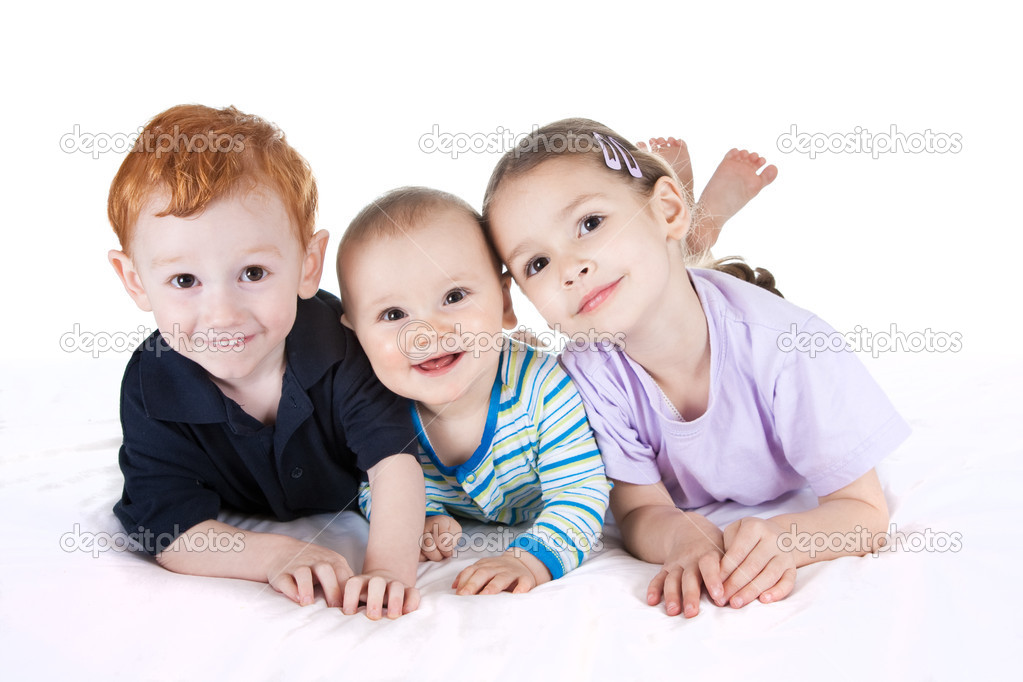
290,467 -> 304,479
464,473 -> 476,484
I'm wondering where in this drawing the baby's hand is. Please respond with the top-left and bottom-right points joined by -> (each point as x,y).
420,514 -> 462,562
341,570 -> 421,620
452,553 -> 546,595
648,512 -> 725,618
263,539 -> 354,608
719,516 -> 797,608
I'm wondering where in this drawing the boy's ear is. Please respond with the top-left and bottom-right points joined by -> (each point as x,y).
500,271 -> 518,329
653,176 -> 691,242
108,250 -> 152,312
298,230 -> 329,299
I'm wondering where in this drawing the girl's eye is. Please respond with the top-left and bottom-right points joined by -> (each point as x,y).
241,266 -> 266,282
382,308 -> 407,322
172,274 -> 197,289
525,257 -> 549,278
580,215 -> 604,235
444,289 -> 467,305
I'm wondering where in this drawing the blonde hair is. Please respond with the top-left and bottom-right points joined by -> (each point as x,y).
482,118 -> 782,297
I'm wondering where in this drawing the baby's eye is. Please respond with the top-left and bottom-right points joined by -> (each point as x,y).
381,308 -> 407,322
241,266 -> 266,282
580,215 -> 604,235
171,274 -> 197,289
525,257 -> 549,278
444,289 -> 467,305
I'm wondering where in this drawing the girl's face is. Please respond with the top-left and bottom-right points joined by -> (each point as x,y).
487,156 -> 690,340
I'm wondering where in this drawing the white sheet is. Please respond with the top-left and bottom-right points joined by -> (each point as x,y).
1,348 -> 1019,680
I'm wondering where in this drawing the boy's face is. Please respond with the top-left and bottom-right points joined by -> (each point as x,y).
109,189 -> 326,389
340,207 -> 516,410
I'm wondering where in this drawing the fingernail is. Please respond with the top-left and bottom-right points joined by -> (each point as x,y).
732,597 -> 743,608
761,592 -> 772,603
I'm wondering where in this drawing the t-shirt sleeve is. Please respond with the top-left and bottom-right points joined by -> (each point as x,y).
113,359 -> 221,555
771,315 -> 911,497
559,349 -> 662,486
335,337 -> 418,473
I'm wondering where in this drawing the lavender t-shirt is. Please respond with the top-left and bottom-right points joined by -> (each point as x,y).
561,268 -> 910,509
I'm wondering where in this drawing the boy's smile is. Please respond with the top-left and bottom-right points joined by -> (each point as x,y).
340,206 -> 516,414
109,189 -> 325,402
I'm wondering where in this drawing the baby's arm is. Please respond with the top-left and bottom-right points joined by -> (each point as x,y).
155,520 -> 354,607
611,480 -> 727,618
718,469 -> 889,609
343,453 -> 426,619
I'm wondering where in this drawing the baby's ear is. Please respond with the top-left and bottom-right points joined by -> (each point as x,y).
500,271 -> 518,329
340,312 -> 355,331
108,250 -> 152,312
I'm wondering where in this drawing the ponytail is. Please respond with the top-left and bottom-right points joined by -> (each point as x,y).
710,257 -> 783,298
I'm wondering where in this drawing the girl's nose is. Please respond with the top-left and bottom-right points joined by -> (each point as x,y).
563,265 -> 589,288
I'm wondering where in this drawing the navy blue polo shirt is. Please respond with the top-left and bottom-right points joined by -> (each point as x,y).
113,290 -> 417,554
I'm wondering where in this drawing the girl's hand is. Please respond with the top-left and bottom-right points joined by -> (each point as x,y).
719,516 -> 797,608
420,514 -> 462,562
648,512 -> 725,618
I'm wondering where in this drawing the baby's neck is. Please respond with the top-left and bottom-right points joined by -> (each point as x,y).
416,380 -> 496,469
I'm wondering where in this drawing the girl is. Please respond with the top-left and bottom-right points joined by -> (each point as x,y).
481,119 -> 909,618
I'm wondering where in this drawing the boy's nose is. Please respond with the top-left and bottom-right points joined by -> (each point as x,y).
202,287 -> 246,329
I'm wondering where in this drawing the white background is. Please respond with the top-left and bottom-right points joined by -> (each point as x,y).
1,0 -> 1018,369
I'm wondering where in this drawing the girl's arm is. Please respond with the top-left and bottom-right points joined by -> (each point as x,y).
718,468 -> 889,608
611,479 -> 726,618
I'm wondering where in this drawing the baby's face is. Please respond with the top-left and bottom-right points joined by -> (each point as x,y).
341,207 -> 515,410
115,188 -> 318,388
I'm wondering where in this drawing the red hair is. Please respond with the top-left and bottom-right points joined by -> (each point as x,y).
108,104 -> 317,254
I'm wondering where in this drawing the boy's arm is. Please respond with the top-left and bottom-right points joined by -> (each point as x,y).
156,519 -> 354,607
341,453 -> 425,619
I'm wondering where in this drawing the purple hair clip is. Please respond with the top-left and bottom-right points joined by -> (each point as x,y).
592,132 -> 642,178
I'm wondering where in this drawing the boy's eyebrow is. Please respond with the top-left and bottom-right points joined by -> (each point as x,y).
149,245 -> 283,269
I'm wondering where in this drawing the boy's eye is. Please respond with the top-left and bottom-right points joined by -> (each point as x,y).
241,266 -> 266,282
382,308 -> 407,322
444,289 -> 467,305
580,215 -> 604,235
525,257 -> 549,278
171,274 -> 197,289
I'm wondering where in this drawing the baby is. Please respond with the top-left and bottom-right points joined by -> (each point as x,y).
337,187 -> 611,594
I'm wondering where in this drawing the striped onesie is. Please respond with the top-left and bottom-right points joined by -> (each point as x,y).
359,338 -> 611,580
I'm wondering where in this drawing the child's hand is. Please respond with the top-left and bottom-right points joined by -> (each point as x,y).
452,552 -> 550,595
648,512 -> 726,618
420,514 -> 462,562
341,570 -> 421,620
718,516 -> 797,608
263,539 -> 355,608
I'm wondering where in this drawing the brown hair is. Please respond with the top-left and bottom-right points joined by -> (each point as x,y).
108,104 -> 317,255
482,118 -> 782,297
336,186 -> 500,299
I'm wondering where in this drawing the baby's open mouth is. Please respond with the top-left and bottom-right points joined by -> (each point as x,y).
414,352 -> 463,374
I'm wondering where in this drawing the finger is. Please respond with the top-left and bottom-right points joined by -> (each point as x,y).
698,553 -> 725,605
646,569 -> 668,606
452,565 -> 474,590
661,567 -> 684,616
456,565 -> 496,596
312,562 -> 342,608
510,574 -> 535,594
385,580 -> 406,619
403,586 -> 422,614
728,553 -> 786,608
759,565 -> 797,604
293,566 -> 315,606
270,573 -> 300,604
420,531 -> 444,562
680,567 -> 703,618
364,577 -> 387,620
341,576 -> 364,615
480,572 -> 517,595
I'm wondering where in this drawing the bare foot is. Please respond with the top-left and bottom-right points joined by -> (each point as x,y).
638,136 -> 693,199
688,149 -> 777,254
